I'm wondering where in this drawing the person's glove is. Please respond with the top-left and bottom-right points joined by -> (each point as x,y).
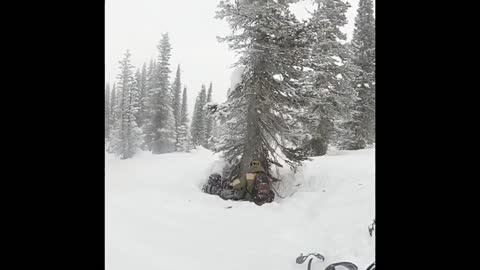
231,179 -> 241,188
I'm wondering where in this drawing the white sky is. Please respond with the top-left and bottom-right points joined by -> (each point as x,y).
105,0 -> 366,116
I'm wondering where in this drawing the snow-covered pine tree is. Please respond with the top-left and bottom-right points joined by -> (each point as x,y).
134,68 -> 142,128
190,96 -> 200,147
110,83 -> 117,129
126,75 -> 144,157
105,83 -> 111,139
142,59 -> 156,150
109,50 -> 142,159
146,33 -> 175,154
176,87 -> 190,152
180,87 -> 188,127
215,0 -> 313,178
134,63 -> 148,129
208,87 -> 235,155
171,65 -> 182,151
210,118 -> 220,152
190,85 -> 207,147
340,0 -> 375,149
207,89 -> 237,153
198,85 -> 207,147
301,0 -> 358,156
186,131 -> 192,153
205,82 -> 214,149
106,83 -> 117,153
176,125 -> 188,152
107,83 -> 117,151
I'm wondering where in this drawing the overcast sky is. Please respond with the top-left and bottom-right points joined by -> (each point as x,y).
105,0 -> 365,115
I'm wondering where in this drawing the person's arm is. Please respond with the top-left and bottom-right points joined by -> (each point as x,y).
231,175 -> 246,189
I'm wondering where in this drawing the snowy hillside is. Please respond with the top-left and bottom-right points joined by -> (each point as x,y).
105,147 -> 375,270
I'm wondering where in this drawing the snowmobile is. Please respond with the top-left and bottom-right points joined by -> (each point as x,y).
296,253 -> 374,270
295,219 -> 375,270
296,253 -> 358,270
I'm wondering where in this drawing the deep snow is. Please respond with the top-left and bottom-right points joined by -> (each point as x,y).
105,147 -> 375,270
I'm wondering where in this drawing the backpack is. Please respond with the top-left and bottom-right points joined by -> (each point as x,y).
252,172 -> 275,205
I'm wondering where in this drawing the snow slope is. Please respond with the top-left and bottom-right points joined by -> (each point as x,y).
106,147 -> 375,270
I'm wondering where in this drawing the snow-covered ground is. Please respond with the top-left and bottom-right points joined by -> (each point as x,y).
106,147 -> 375,270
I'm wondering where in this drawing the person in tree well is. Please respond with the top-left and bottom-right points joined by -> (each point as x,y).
225,160 -> 277,204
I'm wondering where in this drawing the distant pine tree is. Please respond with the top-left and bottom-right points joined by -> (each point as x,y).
142,60 -> 156,150
190,85 -> 207,147
109,50 -> 143,159
145,33 -> 175,154
105,83 -> 111,139
177,87 -> 190,152
205,82 -> 214,149
134,63 -> 148,128
171,65 -> 183,151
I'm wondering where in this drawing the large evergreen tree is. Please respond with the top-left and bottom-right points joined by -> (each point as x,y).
301,0 -> 358,156
215,0 -> 314,179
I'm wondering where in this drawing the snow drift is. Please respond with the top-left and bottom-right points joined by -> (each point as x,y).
105,146 -> 375,270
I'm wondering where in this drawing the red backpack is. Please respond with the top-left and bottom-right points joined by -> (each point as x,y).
253,172 -> 275,205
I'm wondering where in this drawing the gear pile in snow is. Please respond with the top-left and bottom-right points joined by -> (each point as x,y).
201,172 -> 275,205
201,173 -> 223,195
